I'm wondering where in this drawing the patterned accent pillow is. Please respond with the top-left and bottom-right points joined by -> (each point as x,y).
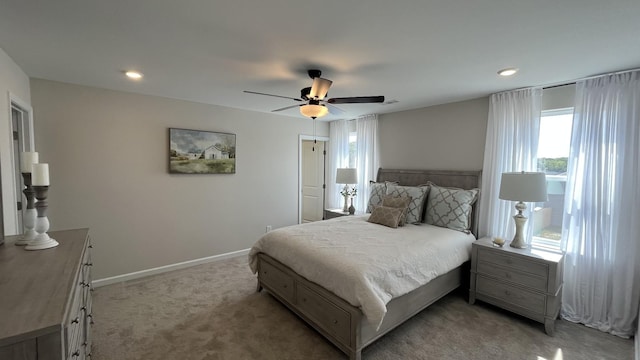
381,195 -> 412,226
385,184 -> 430,224
366,181 -> 397,213
424,183 -> 479,232
367,206 -> 403,228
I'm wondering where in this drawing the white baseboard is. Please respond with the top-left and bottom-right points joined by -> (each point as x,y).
92,248 -> 250,288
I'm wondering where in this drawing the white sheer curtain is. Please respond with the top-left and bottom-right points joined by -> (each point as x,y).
479,88 -> 542,243
560,71 -> 640,337
327,119 -> 351,209
355,114 -> 379,212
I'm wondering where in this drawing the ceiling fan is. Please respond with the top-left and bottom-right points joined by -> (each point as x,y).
244,69 -> 385,119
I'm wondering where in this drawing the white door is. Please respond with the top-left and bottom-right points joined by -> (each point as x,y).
301,140 -> 325,223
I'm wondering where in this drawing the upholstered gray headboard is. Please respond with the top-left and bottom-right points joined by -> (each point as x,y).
376,168 -> 482,237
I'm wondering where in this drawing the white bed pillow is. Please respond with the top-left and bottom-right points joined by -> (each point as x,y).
366,181 -> 397,213
424,183 -> 479,233
385,184 -> 430,224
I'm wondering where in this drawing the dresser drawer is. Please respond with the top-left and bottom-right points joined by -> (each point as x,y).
259,259 -> 295,302
476,275 -> 545,313
297,284 -> 351,346
477,261 -> 547,291
66,292 -> 85,359
477,248 -> 548,276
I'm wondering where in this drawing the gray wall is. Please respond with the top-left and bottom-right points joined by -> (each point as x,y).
30,79 -> 328,279
379,97 -> 489,171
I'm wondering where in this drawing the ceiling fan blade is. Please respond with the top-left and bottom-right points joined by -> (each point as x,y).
244,90 -> 303,102
327,96 -> 385,104
272,104 -> 301,112
326,103 -> 346,115
309,78 -> 333,100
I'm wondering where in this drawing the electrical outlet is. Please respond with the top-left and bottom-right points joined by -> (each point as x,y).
266,225 -> 272,233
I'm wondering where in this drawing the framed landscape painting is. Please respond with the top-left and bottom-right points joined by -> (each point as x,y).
169,128 -> 236,174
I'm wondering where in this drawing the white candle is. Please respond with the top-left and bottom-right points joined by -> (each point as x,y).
32,163 -> 50,186
21,152 -> 39,173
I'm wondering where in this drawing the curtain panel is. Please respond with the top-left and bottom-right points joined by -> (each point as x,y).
479,88 -> 542,243
560,71 -> 640,337
327,119 -> 351,209
355,114 -> 379,212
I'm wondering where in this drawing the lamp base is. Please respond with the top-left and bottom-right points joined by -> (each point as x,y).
510,213 -> 528,249
342,184 -> 350,212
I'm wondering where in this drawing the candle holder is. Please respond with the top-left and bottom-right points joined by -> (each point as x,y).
25,185 -> 58,250
15,173 -> 38,246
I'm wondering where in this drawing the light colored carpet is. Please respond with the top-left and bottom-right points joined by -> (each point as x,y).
92,256 -> 633,360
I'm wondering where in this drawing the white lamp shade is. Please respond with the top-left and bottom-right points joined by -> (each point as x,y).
499,172 -> 548,202
300,103 -> 329,119
309,77 -> 332,100
336,168 -> 357,184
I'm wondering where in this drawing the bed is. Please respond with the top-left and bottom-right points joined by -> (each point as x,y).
249,169 -> 482,360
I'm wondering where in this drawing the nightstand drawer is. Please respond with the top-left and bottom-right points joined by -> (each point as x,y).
478,248 -> 548,276
477,261 -> 548,291
477,275 -> 545,313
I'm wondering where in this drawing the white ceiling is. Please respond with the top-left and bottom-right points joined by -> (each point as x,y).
1,0 -> 639,120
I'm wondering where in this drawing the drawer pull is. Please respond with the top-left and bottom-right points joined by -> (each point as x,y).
72,317 -> 80,324
89,244 -> 94,248
88,313 -> 94,324
84,262 -> 93,266
72,350 -> 80,357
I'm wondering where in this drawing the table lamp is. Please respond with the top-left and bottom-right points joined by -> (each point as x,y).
499,171 -> 548,248
336,168 -> 357,213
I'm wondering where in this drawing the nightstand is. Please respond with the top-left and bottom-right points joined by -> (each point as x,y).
469,237 -> 564,335
323,208 -> 351,220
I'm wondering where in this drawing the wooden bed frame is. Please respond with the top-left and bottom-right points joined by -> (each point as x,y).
256,169 -> 482,360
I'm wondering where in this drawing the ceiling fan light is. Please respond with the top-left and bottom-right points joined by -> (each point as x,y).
125,70 -> 143,79
300,104 -> 329,119
309,77 -> 332,100
498,67 -> 518,76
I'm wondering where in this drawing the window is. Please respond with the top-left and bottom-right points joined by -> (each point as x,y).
348,132 -> 357,168
531,108 -> 573,249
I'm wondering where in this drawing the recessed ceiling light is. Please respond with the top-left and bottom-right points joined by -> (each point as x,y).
498,68 -> 518,77
125,71 -> 143,80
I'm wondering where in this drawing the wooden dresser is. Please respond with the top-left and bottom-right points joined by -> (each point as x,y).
469,237 -> 564,335
0,229 -> 93,359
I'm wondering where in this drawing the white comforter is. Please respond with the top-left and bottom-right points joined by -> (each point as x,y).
248,215 -> 475,329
